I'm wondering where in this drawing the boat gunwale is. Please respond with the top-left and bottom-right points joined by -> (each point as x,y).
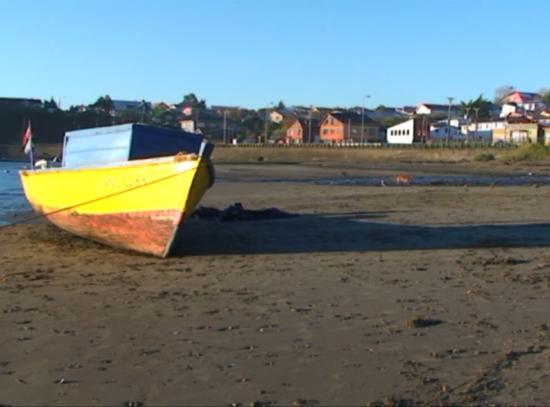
19,153 -> 203,176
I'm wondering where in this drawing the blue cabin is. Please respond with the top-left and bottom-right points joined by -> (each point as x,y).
62,124 -> 213,169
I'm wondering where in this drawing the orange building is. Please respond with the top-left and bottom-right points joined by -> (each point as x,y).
320,112 -> 382,143
285,118 -> 320,144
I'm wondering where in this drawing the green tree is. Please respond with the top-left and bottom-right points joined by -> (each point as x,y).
182,93 -> 206,108
460,94 -> 492,119
277,100 -> 286,110
242,113 -> 263,132
375,104 -> 387,112
43,98 -> 59,110
92,95 -> 114,114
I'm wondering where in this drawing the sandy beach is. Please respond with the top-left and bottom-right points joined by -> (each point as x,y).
2,162 -> 550,405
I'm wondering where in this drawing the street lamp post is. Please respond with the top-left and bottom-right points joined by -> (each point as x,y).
361,94 -> 371,144
263,102 -> 273,143
473,107 -> 480,141
446,96 -> 454,143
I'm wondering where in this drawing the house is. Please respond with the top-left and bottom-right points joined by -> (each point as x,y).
152,102 -> 176,111
386,118 -> 430,144
416,103 -> 461,118
269,110 -> 285,123
365,107 -> 409,122
396,106 -> 417,116
429,122 -> 463,141
179,118 -> 197,133
178,108 -> 242,141
500,102 -> 522,118
179,108 -> 222,136
319,112 -> 382,143
255,108 -> 285,123
282,106 -> 313,119
112,100 -> 151,112
285,118 -> 320,144
500,91 -> 545,112
462,118 -> 506,142
501,117 -> 542,144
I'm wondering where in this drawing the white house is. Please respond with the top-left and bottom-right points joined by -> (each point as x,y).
387,119 -> 415,144
180,119 -> 197,133
269,110 -> 284,123
416,103 -> 460,117
429,122 -> 462,141
387,118 -> 429,144
500,103 -> 522,118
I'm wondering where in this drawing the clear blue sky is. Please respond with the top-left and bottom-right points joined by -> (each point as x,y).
1,0 -> 549,109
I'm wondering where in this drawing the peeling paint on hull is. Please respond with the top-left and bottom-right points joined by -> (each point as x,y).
46,209 -> 183,257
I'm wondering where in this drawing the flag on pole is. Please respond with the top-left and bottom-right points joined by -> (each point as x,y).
22,120 -> 34,166
22,121 -> 33,154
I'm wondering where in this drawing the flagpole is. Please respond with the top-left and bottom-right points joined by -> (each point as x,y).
23,119 -> 34,168
29,119 -> 34,167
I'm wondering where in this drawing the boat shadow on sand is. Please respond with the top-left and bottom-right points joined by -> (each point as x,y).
173,211 -> 550,256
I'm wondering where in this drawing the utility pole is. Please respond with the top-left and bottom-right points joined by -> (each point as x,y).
223,110 -> 227,144
347,118 -> 351,142
446,96 -> 454,143
361,94 -> 371,144
264,108 -> 268,143
141,103 -> 146,123
308,107 -> 312,144
464,108 -> 471,143
473,107 -> 480,141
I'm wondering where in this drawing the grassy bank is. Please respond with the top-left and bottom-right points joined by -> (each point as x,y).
211,144 -> 513,164
1,142 -> 544,165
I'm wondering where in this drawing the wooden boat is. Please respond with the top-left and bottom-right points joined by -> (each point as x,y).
19,124 -> 215,257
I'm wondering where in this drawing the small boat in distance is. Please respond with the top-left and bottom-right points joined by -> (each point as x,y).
19,124 -> 215,257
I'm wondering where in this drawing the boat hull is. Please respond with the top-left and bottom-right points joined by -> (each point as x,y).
19,155 -> 213,257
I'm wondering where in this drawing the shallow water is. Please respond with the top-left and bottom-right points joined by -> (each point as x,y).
314,173 -> 550,187
218,173 -> 550,187
0,161 -> 31,224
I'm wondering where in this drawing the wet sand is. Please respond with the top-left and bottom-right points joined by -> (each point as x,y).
2,163 -> 550,405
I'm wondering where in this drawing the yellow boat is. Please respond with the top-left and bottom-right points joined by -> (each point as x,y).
19,124 -> 215,257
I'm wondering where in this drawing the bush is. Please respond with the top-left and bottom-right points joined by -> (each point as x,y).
474,152 -> 495,161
